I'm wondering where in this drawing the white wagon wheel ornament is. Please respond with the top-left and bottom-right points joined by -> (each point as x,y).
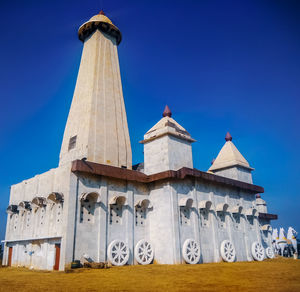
251,241 -> 265,261
135,239 -> 154,265
182,239 -> 201,264
107,240 -> 130,266
220,240 -> 236,262
265,247 -> 274,259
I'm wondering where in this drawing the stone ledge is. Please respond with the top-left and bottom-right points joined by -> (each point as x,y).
71,160 -> 264,194
258,212 -> 278,220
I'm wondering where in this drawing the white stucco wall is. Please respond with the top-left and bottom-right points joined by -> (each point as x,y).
144,135 -> 193,175
3,163 -> 72,270
213,166 -> 253,184
3,165 -> 272,270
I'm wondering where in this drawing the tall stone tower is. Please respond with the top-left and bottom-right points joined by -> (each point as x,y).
59,11 -> 132,169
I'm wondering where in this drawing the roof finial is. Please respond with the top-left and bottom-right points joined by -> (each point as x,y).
225,132 -> 232,142
99,10 -> 105,15
163,105 -> 172,117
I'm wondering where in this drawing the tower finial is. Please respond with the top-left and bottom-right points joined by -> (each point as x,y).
163,105 -> 172,117
225,132 -> 232,141
99,10 -> 105,15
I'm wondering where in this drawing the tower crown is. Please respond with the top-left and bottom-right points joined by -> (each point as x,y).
78,11 -> 122,45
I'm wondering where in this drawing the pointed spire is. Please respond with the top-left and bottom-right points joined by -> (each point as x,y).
142,105 -> 195,144
99,10 -> 105,15
208,133 -> 253,172
225,132 -> 232,142
163,105 -> 172,117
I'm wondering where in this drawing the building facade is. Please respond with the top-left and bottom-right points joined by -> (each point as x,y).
2,11 -> 277,270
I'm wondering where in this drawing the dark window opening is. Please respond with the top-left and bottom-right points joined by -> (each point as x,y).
68,135 -> 77,151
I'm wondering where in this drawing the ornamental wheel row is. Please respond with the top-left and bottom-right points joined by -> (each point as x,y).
107,239 -> 274,266
181,239 -> 274,264
107,239 -> 154,266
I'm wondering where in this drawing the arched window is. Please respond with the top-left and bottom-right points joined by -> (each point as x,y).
230,206 -> 244,230
109,196 -> 126,225
199,200 -> 213,228
6,205 -> 18,233
80,192 -> 100,223
31,197 -> 47,229
179,198 -> 193,226
47,192 -> 64,225
135,199 -> 152,227
216,203 -> 229,229
245,208 -> 257,229
32,197 -> 46,209
18,201 -> 32,230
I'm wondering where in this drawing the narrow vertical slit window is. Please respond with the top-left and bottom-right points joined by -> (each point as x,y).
217,211 -> 226,229
200,208 -> 209,227
110,205 -> 123,225
68,135 -> 77,151
233,213 -> 240,230
135,206 -> 146,226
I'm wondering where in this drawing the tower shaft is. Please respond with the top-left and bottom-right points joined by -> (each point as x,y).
59,23 -> 132,168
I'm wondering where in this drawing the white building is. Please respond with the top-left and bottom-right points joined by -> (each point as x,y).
2,11 -> 277,270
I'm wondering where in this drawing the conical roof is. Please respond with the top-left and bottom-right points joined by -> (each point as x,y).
208,133 -> 253,171
140,106 -> 195,144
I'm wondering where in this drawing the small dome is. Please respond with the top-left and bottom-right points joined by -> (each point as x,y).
89,13 -> 113,25
78,11 -> 122,45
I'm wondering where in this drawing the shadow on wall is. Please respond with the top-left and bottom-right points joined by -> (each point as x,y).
0,242 -> 3,264
0,208 -> 6,243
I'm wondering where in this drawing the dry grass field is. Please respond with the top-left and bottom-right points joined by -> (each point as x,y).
0,258 -> 299,292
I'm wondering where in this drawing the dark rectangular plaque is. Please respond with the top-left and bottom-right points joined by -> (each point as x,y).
68,135 -> 77,151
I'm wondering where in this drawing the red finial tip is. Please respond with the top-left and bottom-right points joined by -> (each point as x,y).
256,194 -> 261,199
225,132 -> 232,141
211,158 -> 215,165
163,105 -> 172,117
99,10 -> 105,15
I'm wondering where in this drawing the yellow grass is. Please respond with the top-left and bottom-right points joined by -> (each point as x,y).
0,258 -> 299,292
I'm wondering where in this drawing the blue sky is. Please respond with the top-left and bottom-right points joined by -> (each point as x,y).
0,0 -> 299,240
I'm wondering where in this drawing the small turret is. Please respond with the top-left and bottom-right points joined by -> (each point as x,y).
140,106 -> 195,175
256,194 -> 267,213
208,132 -> 254,183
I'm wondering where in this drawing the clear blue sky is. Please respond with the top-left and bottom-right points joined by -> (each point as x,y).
0,0 -> 299,240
